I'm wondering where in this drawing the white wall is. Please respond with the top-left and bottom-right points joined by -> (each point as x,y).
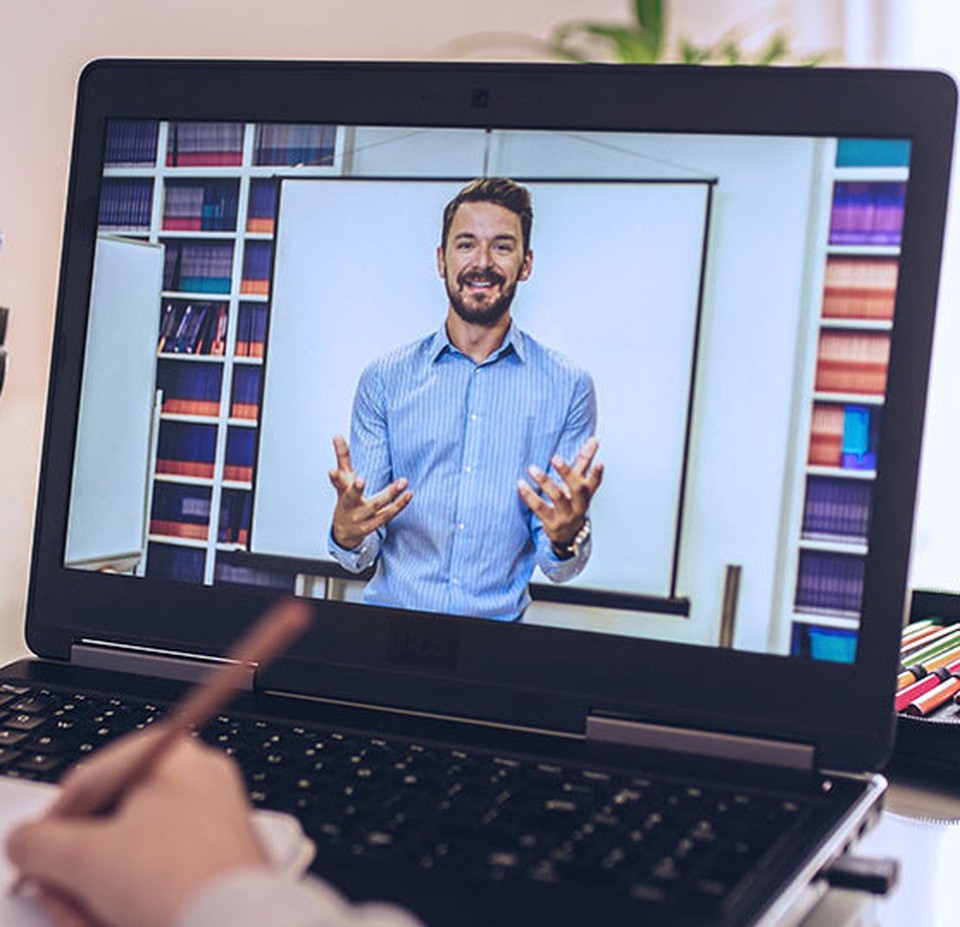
0,1 -> 850,664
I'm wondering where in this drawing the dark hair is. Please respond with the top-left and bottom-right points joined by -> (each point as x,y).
440,177 -> 533,254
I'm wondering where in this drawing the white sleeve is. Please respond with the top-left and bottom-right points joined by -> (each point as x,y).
177,867 -> 425,927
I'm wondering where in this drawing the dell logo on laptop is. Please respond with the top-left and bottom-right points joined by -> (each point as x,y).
386,623 -> 460,669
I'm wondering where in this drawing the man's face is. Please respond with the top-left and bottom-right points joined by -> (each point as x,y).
437,201 -> 533,327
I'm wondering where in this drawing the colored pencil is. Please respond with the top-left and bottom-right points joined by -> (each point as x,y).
895,660 -> 960,712
904,676 -> 960,716
898,643 -> 960,690
900,620 -> 946,648
899,630 -> 960,673
900,624 -> 955,656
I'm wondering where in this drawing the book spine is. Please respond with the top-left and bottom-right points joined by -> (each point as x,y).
241,241 -> 273,296
230,366 -> 261,420
815,331 -> 890,395
821,257 -> 898,321
253,123 -> 336,167
829,181 -> 906,246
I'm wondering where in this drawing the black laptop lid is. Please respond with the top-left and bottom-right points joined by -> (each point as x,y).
28,60 -> 955,771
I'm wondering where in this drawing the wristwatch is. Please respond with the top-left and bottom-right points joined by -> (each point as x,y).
551,518 -> 591,561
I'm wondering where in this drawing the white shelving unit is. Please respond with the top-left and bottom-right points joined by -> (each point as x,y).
789,142 -> 909,656
100,120 -> 344,584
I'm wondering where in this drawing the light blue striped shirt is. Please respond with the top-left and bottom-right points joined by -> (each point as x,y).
328,322 -> 597,621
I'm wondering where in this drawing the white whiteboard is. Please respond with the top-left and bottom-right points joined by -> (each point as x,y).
64,236 -> 162,569
253,179 -> 709,597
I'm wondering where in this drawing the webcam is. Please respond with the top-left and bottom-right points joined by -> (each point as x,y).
470,87 -> 491,109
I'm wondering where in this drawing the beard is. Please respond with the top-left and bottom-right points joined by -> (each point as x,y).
446,268 -> 519,327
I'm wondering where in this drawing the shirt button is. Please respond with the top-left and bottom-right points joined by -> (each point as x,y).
451,577 -> 460,586
470,413 -> 478,422
464,465 -> 472,473
458,523 -> 465,531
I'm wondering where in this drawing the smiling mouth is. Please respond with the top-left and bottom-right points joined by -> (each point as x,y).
460,273 -> 504,293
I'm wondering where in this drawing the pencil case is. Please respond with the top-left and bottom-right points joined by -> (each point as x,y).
891,589 -> 960,775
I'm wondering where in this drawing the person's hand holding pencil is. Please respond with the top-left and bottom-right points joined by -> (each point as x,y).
5,598 -> 312,927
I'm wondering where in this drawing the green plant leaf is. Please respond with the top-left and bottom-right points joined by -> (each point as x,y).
719,40 -> 742,65
756,31 -> 790,65
677,38 -> 712,65
633,0 -> 666,56
550,20 -> 661,64
448,0 -> 823,68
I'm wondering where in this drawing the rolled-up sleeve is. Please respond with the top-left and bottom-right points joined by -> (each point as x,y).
327,360 -> 392,572
328,528 -> 381,573
534,368 -> 598,583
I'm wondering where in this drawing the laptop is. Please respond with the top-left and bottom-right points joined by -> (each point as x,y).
3,59 -> 954,926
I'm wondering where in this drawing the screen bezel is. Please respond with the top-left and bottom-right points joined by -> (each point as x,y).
27,60 -> 956,771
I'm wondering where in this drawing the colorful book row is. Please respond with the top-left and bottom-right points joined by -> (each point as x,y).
150,483 -> 212,540
224,428 -> 256,482
156,364 -> 262,422
236,304 -> 267,358
808,403 -> 879,470
155,422 -> 254,479
158,301 -> 228,356
795,549 -> 865,615
219,489 -> 252,545
99,178 -> 154,230
156,422 -> 217,478
253,123 -> 337,167
801,476 -> 872,541
157,362 -> 223,417
835,138 -> 911,169
248,179 -> 279,233
99,177 -> 269,235
163,179 -> 239,232
231,367 -> 262,420
163,240 -> 234,294
104,120 -> 338,169
829,182 -> 906,247
241,241 -> 273,295
821,256 -> 898,321
815,331 -> 890,396
104,120 -> 160,167
790,623 -> 857,664
166,122 -> 244,167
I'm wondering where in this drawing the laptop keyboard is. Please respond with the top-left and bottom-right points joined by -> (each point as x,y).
0,682 -> 812,914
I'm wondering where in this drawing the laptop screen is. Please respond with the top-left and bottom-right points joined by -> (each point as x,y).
64,116 -> 912,664
29,61 -> 954,766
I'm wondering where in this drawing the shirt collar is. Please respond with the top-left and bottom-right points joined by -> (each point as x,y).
430,320 -> 527,365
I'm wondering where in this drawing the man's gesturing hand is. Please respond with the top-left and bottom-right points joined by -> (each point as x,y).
329,435 -> 412,550
517,436 -> 603,550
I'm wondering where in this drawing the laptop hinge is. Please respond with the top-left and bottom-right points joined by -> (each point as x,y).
71,640 -> 254,689
586,715 -> 816,771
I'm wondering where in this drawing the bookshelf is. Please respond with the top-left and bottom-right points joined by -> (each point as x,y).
790,138 -> 910,662
99,119 -> 344,585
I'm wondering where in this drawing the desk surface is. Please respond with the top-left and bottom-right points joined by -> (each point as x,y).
802,767 -> 960,926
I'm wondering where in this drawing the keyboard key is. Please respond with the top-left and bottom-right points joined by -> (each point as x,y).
0,730 -> 29,746
4,713 -> 47,731
9,696 -> 57,714
17,753 -> 66,775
